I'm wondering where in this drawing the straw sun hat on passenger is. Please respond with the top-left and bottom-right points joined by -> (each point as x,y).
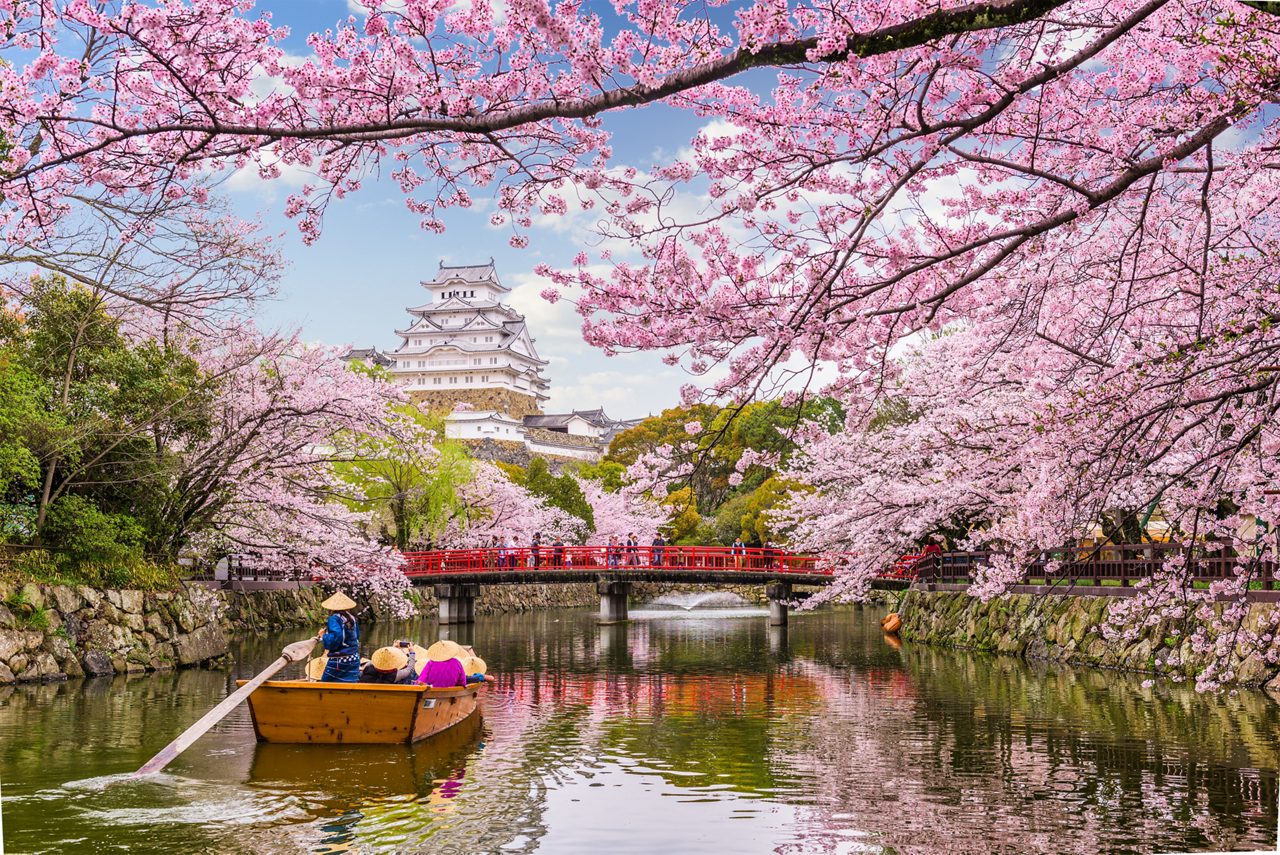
462,656 -> 487,676
426,639 -> 466,662
321,591 -> 357,611
371,646 -> 409,672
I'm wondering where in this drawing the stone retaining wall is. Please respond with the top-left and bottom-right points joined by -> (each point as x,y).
0,580 -> 772,684
459,438 -> 584,470
0,580 -> 232,684
898,589 -> 1280,690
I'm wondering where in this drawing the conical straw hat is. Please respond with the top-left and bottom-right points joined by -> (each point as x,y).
462,656 -> 487,676
306,655 -> 328,681
407,643 -> 430,664
371,646 -> 409,672
321,591 -> 357,611
426,639 -> 466,662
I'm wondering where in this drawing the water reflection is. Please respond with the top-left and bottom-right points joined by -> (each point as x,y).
246,716 -> 483,854
0,606 -> 1275,854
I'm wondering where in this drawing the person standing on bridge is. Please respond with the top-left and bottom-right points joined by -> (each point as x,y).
919,534 -> 944,579
552,537 -> 566,569
531,532 -> 542,569
732,537 -> 747,569
626,533 -> 641,567
607,535 -> 621,569
650,533 -> 665,568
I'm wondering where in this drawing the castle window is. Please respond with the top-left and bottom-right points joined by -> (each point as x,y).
449,376 -> 458,384
433,377 -> 442,385
482,375 -> 489,382
485,336 -> 493,343
414,339 -> 421,346
473,358 -> 481,365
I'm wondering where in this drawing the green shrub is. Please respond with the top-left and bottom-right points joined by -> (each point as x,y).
41,495 -> 144,567
4,547 -> 176,591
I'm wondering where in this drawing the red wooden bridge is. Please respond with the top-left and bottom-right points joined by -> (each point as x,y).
401,544 -> 860,586
399,541 -> 1280,589
399,544 -> 878,625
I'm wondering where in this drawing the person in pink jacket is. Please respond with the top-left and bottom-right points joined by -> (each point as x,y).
418,640 -> 494,687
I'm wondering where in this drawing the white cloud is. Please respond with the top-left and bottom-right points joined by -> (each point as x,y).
347,0 -> 507,22
346,0 -> 408,14
226,151 -> 313,201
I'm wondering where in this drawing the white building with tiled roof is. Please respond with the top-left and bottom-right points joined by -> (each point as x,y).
388,260 -> 550,416
345,261 -> 641,462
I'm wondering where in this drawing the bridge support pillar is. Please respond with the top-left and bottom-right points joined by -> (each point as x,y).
435,583 -> 479,625
597,580 -> 632,624
766,581 -> 792,627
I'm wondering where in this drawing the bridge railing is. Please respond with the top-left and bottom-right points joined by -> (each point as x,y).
187,541 -> 1280,590
400,545 -> 833,578
916,542 -> 1280,588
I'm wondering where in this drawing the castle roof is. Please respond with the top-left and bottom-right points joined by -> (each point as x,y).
523,408 -> 637,431
421,259 -> 509,292
341,347 -> 393,367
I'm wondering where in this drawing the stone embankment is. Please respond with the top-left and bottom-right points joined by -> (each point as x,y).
0,580 -> 770,684
0,581 -> 233,684
898,589 -> 1280,691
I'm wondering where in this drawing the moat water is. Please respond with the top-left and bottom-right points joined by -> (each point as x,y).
0,604 -> 1277,853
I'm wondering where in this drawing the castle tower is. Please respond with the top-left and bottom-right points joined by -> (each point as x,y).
388,260 -> 549,417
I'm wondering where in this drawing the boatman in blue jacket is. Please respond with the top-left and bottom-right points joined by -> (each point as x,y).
316,591 -> 361,682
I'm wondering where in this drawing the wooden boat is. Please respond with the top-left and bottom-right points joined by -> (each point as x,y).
238,679 -> 483,745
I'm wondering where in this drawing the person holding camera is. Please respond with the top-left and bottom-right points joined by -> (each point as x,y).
359,639 -> 420,685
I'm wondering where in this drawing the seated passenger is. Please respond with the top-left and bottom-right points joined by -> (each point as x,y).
461,655 -> 496,685
418,639 -> 468,687
360,643 -> 418,685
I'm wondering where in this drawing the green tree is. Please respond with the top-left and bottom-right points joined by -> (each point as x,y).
607,398 -> 844,519
0,278 -> 215,566
332,404 -> 473,550
572,459 -> 626,492
661,487 -> 701,543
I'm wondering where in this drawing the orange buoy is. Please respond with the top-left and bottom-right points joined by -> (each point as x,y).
881,613 -> 901,634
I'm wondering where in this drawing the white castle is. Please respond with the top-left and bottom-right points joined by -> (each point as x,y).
345,260 -> 637,461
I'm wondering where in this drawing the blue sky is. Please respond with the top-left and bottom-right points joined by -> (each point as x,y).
229,0 -> 722,419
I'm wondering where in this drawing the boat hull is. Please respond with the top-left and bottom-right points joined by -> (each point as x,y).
238,680 -> 482,745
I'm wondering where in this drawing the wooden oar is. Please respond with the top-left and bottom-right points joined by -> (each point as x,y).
132,636 -> 319,778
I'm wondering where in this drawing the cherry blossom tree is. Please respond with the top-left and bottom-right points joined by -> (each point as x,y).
7,0 -> 1280,681
775,325 -> 1280,687
0,183 -> 281,324
171,324 -> 416,615
577,476 -> 668,545
439,461 -> 581,547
